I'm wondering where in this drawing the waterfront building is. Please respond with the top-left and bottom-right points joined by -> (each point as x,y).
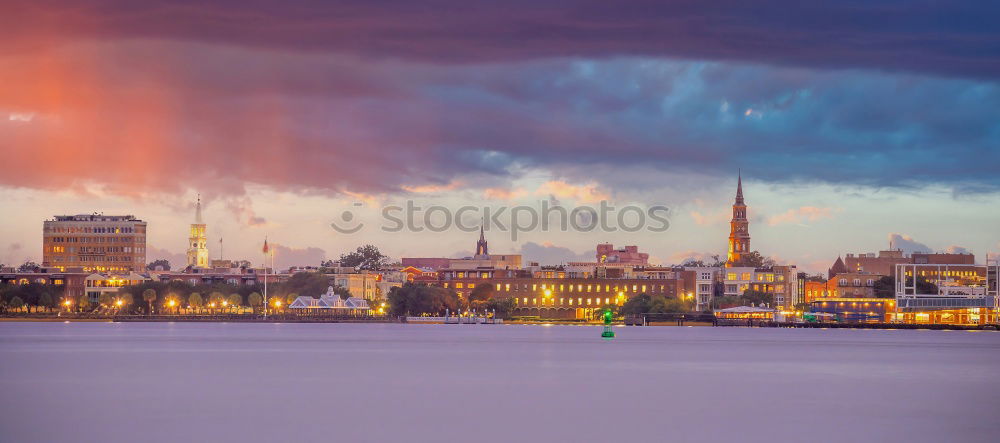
0,267 -> 89,301
893,262 -> 998,324
151,266 -> 286,286
722,265 -> 800,309
437,267 -> 695,320
596,244 -> 649,265
803,279 -> 830,303
42,214 -> 147,273
809,298 -> 895,323
828,249 -> 974,279
84,272 -> 150,303
186,196 -> 209,268
826,272 -> 883,298
288,286 -> 370,312
398,266 -> 439,283
684,266 -> 722,311
714,305 -> 778,321
331,272 -> 380,300
726,172 -> 750,267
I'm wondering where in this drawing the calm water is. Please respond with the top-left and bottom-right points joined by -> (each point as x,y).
1,322 -> 997,443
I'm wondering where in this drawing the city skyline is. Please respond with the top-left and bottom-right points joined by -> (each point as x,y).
2,1 -> 1000,273
3,174 -> 997,275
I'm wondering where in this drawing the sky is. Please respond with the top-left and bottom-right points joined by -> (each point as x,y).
1,1 -> 999,274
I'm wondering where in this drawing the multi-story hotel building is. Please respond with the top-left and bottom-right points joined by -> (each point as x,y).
438,266 -> 695,319
42,214 -> 147,273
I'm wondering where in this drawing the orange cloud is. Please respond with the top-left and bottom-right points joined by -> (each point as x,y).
767,206 -> 838,226
483,187 -> 528,200
689,209 -> 730,226
535,180 -> 609,203
402,180 -> 463,194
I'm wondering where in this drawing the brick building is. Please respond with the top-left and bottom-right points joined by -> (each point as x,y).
43,214 -> 147,273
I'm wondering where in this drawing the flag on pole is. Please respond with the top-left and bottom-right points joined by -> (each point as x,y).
262,238 -> 269,254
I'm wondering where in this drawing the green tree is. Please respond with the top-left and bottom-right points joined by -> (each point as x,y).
620,293 -> 653,316
77,294 -> 91,312
38,292 -> 54,312
163,292 -> 181,314
142,289 -> 157,315
732,250 -> 776,268
9,296 -> 25,312
209,292 -> 225,311
339,245 -> 389,271
119,292 -> 134,312
873,276 -> 895,298
98,293 -> 113,309
682,254 -> 726,268
146,259 -> 171,271
188,292 -> 203,312
248,292 -> 263,313
227,293 -> 242,312
333,285 -> 351,300
468,283 -> 495,302
387,283 -> 459,316
484,297 -> 516,318
17,261 -> 40,272
280,272 -> 331,299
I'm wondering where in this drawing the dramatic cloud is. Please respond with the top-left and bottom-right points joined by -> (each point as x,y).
945,246 -> 971,255
767,207 -> 838,226
483,188 -> 528,201
888,233 -> 933,255
4,1 -> 998,79
519,242 -> 592,264
689,209 -> 730,226
271,244 -> 326,269
535,181 -> 609,203
223,197 -> 269,227
1,42 -> 999,201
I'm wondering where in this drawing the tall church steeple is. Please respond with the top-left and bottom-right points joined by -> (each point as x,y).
474,221 -> 489,258
186,194 -> 209,268
726,171 -> 750,267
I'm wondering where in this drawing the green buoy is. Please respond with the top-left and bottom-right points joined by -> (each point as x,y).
601,309 -> 615,339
